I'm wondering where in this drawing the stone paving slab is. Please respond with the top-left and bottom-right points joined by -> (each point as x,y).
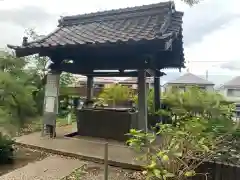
0,156 -> 85,180
15,127 -> 143,170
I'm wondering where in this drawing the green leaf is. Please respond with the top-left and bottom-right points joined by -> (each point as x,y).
173,152 -> 182,157
184,170 -> 196,177
153,169 -> 161,178
201,145 -> 210,152
147,161 -> 157,169
157,151 -> 164,157
165,172 -> 175,177
162,155 -> 169,162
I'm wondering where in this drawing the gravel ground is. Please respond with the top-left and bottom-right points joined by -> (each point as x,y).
0,146 -> 49,176
0,146 -> 145,180
63,163 -> 145,180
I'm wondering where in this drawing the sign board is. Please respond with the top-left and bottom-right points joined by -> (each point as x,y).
45,73 -> 60,97
45,96 -> 56,113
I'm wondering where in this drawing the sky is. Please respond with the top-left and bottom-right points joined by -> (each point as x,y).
0,0 -> 240,77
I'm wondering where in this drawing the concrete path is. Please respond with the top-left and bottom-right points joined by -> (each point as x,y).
0,156 -> 85,180
15,126 -> 143,169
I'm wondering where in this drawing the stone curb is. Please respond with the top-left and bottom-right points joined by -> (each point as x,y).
15,142 -> 144,171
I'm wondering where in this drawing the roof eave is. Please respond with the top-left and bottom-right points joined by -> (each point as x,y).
7,45 -> 31,57
223,85 -> 240,88
166,83 -> 215,86
7,35 -> 176,58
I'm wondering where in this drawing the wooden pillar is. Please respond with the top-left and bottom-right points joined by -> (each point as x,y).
154,70 -> 161,112
42,70 -> 60,138
86,76 -> 93,101
137,69 -> 148,132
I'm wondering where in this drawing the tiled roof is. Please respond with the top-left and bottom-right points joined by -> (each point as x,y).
167,73 -> 214,85
223,76 -> 240,88
9,1 -> 183,49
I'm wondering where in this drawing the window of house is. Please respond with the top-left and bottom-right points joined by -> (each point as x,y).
227,89 -> 240,97
178,86 -> 185,92
94,84 -> 104,88
236,104 -> 240,112
198,86 -> 206,90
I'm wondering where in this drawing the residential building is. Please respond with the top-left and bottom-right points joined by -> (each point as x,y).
164,73 -> 215,92
118,77 -> 154,90
60,76 -> 116,96
219,76 -> 240,103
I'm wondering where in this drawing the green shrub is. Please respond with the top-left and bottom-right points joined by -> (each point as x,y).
0,132 -> 15,164
127,87 -> 237,179
98,84 -> 134,106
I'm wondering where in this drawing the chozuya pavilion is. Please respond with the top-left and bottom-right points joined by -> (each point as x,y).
8,1 -> 184,140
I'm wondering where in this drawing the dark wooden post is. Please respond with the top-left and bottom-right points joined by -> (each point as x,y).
154,70 -> 161,113
137,69 -> 148,132
86,75 -> 93,101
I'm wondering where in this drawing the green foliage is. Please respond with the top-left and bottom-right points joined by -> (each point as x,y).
133,88 -> 160,115
60,72 -> 76,87
98,84 -> 133,106
127,87 -> 237,180
0,51 -> 37,128
24,29 -> 50,115
162,87 -> 234,124
0,132 -> 15,164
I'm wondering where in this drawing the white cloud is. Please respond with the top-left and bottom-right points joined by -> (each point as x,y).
185,17 -> 240,74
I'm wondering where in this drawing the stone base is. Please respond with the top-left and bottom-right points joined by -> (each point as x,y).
42,112 -> 57,138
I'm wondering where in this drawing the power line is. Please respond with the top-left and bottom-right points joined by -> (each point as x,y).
188,61 -> 229,63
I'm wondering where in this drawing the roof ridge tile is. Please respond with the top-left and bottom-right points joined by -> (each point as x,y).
58,1 -> 174,26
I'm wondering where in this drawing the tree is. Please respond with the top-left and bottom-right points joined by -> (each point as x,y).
98,84 -> 133,107
60,72 -> 76,87
127,87 -> 237,180
133,88 -> 157,115
0,51 -> 37,129
24,29 -> 50,115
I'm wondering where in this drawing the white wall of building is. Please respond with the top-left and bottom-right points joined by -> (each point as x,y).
219,87 -> 240,103
164,84 -> 214,92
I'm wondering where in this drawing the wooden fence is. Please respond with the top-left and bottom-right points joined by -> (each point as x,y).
191,161 -> 240,180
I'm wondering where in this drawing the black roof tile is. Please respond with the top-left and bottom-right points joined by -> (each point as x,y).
9,1 -> 183,50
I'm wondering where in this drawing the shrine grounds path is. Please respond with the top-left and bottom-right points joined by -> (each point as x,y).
14,125 -> 142,170
1,125 -> 143,179
0,156 -> 85,180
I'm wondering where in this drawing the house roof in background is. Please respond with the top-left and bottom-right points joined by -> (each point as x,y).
223,76 -> 240,88
166,73 -> 214,85
67,76 -> 117,87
